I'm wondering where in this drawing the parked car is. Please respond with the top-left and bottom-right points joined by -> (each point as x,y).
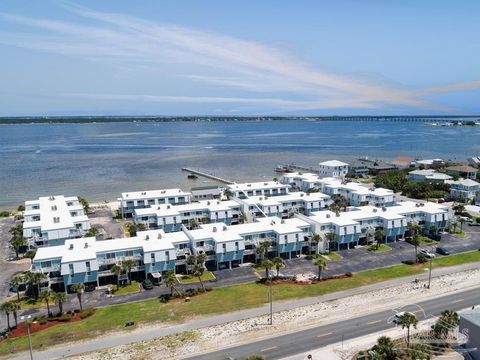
420,249 -> 436,259
436,247 -> 450,255
468,222 -> 480,227
142,279 -> 154,290
84,283 -> 96,292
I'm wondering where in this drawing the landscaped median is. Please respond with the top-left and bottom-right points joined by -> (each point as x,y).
1,250 -> 479,357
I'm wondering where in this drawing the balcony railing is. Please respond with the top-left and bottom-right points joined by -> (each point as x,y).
97,255 -> 142,265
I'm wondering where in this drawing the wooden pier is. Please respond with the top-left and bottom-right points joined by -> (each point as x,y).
182,168 -> 234,184
280,164 -> 317,173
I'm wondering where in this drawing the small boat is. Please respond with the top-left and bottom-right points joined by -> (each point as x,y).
275,165 -> 288,173
187,174 -> 198,179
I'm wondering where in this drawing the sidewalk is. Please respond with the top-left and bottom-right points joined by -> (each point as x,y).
6,261 -> 480,360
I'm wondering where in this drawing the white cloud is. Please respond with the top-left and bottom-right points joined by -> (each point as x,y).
0,6 -> 479,112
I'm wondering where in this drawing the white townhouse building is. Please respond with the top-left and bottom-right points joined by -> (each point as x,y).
23,196 -> 91,247
448,179 -> 480,202
133,199 -> 242,232
280,173 -> 395,207
226,181 -> 290,199
319,160 -> 349,179
297,201 -> 449,251
32,218 -> 312,291
119,188 -> 191,218
407,169 -> 453,183
235,192 -> 330,220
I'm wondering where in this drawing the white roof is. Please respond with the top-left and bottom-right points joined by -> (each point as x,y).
227,181 -> 290,192
242,192 -> 329,207
23,195 -> 89,232
120,188 -> 191,200
134,199 -> 240,217
34,229 -> 189,263
449,178 -> 480,187
426,173 -> 453,180
409,169 -> 437,176
319,160 -> 349,167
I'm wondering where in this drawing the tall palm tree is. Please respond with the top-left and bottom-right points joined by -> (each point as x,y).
238,211 -> 247,224
432,309 -> 459,340
110,264 -> 123,289
39,289 -> 53,316
10,301 -> 21,328
428,225 -> 437,235
374,229 -> 385,246
325,232 -> 336,251
256,241 -> 271,262
71,283 -> 85,312
459,217 -> 466,231
165,270 -> 181,297
196,253 -> 207,265
186,255 -> 197,274
24,249 -> 36,264
261,258 -> 274,280
399,312 -> 418,348
9,235 -> 27,259
272,257 -> 285,278
192,263 -> 206,292
311,233 -> 322,254
0,301 -> 12,331
52,291 -> 66,314
10,274 -> 24,301
223,189 -> 233,200
314,257 -> 327,280
122,259 -> 136,285
26,271 -> 47,299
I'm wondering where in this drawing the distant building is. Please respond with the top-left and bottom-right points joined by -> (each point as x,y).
407,169 -> 452,183
448,179 -> 480,202
349,158 -> 398,176
191,186 -> 222,201
468,156 -> 480,167
319,160 -> 349,178
118,189 -> 191,218
410,158 -> 444,168
23,196 -> 91,247
445,165 -> 478,180
226,181 -> 290,199
459,309 -> 480,360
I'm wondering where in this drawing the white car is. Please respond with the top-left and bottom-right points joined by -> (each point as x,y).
392,311 -> 415,324
420,249 -> 435,259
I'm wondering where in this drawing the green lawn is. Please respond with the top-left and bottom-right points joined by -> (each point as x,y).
1,250 -> 479,356
112,281 -> 140,295
366,244 -> 391,253
452,229 -> 466,238
177,272 -> 216,284
321,252 -> 343,261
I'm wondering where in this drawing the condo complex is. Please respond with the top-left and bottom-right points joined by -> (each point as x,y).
27,161 -> 451,293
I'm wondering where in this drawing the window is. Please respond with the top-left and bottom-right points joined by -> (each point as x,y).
125,250 -> 134,257
86,261 -> 91,275
222,243 -> 226,253
151,253 -> 155,265
69,264 -> 74,276
106,252 -> 115,259
284,235 -> 287,241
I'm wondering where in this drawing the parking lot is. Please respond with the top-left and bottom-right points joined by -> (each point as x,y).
89,207 -> 124,239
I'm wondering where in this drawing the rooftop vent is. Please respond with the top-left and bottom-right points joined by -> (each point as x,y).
281,219 -> 285,224
84,242 -> 88,248
53,217 -> 60,223
382,207 -> 387,212
207,201 -> 211,205
69,244 -> 74,250
217,201 -> 220,204
223,225 -> 227,231
264,182 -> 268,185
167,205 -> 171,209
157,233 -> 162,239
373,208 -> 378,213
157,206 -> 161,210
161,190 -> 165,194
49,196 -> 55,201
326,214 -> 331,218
51,205 -> 57,211
145,235 -> 149,240
213,226 -> 217,232
247,184 -> 251,187
270,220 -> 276,225
300,193 -> 304,197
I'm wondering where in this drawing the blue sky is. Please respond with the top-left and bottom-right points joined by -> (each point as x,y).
1,0 -> 480,116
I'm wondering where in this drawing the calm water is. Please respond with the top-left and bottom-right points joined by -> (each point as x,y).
1,120 -> 479,209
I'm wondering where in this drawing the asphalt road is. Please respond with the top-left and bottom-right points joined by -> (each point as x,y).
184,287 -> 480,360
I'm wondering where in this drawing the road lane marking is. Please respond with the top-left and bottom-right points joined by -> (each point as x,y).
260,346 -> 278,352
367,320 -> 382,325
451,299 -> 464,304
317,332 -> 333,338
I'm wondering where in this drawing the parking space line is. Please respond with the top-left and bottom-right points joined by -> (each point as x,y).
260,346 -> 278,352
317,332 -> 333,338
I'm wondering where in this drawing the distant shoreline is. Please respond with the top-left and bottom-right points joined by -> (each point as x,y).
0,115 -> 480,124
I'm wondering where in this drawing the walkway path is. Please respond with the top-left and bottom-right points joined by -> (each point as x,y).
7,261 -> 480,360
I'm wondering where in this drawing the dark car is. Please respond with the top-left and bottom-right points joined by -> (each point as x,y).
436,247 -> 450,256
468,222 -> 480,227
142,279 -> 154,290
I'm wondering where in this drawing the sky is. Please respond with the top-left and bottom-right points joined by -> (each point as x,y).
0,0 -> 480,116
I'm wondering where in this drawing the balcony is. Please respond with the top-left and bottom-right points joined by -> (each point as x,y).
176,248 -> 191,257
49,276 -> 64,284
97,255 -> 142,265
195,244 -> 214,252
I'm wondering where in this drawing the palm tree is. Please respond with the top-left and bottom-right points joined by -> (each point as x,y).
9,235 -> 27,259
459,217 -> 466,231
311,233 -> 322,254
238,211 -> 247,224
165,270 -> 182,297
256,240 -> 271,261
369,336 -> 399,360
10,274 -> 24,301
398,312 -> 418,348
0,301 -> 12,331
428,225 -> 437,235
374,229 -> 385,246
432,309 -> 459,340
272,257 -> 285,278
261,258 -> 274,280
10,301 -> 21,328
8,224 -> 23,237
223,189 -> 233,200
410,234 -> 421,263
186,255 -> 197,274
71,283 -> 85,312
196,253 -> 207,265
407,343 -> 432,360
52,291 -> 66,314
39,289 -> 53,316
314,257 -> 327,280
325,231 -> 336,251
122,259 -> 136,285
192,263 -> 206,292
110,264 -> 123,289
24,249 -> 36,264
26,271 -> 47,299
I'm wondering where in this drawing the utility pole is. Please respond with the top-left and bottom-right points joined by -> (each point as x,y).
21,315 -> 34,360
427,245 -> 435,289
269,279 -> 273,325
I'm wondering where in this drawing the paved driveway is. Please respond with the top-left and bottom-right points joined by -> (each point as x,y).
89,208 -> 124,239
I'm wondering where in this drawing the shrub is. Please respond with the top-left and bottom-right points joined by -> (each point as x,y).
57,315 -> 71,322
74,309 -> 81,314
205,287 -> 213,292
417,255 -> 429,264
180,275 -> 190,280
185,288 -> 198,296
80,308 -> 95,319
159,294 -> 170,303
345,272 -> 353,277
0,211 -> 10,217
402,260 -> 415,265
38,318 -> 48,325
